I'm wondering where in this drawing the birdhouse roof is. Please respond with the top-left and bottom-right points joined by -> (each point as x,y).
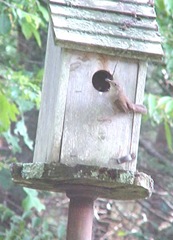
49,0 -> 163,61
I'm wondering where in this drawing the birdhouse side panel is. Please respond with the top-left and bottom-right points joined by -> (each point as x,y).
33,26 -> 71,164
129,61 -> 147,169
60,50 -> 141,171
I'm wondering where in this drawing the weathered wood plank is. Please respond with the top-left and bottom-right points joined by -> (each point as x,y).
33,24 -> 61,163
50,0 -> 151,5
11,162 -> 154,200
50,0 -> 156,18
116,0 -> 152,3
129,61 -> 148,171
49,0 -> 163,60
48,49 -> 71,163
51,15 -> 161,43
60,51 -> 139,171
54,28 -> 163,61
33,24 -> 71,163
50,4 -> 157,30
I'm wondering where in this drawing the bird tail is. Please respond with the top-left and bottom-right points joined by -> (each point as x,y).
133,104 -> 147,114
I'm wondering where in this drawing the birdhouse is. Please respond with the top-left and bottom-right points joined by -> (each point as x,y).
12,0 -> 163,200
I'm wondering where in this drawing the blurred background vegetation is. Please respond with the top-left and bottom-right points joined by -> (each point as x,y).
0,0 -> 173,239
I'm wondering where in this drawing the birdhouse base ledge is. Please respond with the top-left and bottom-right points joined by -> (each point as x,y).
11,163 -> 154,200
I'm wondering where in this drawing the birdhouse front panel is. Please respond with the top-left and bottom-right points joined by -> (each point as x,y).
59,50 -> 146,171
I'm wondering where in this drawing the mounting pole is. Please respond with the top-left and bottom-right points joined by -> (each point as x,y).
66,191 -> 96,240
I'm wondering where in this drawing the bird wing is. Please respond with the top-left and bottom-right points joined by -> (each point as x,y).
115,99 -> 129,113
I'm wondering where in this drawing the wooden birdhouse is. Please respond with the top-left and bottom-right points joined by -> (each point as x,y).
12,0 -> 163,201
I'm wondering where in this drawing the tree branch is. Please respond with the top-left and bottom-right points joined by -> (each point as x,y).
139,138 -> 168,163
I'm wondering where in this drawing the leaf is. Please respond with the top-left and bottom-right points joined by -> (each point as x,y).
164,121 -> 173,152
165,98 -> 173,113
22,188 -> 46,213
117,230 -> 127,237
21,20 -> 33,39
157,96 -> 172,108
147,94 -> 157,116
11,215 -> 23,224
0,13 -> 11,34
2,130 -> 21,153
0,93 -> 19,132
57,222 -> 66,240
22,210 -> 32,220
17,8 -> 42,46
32,217 -> 41,228
20,18 -> 41,46
32,27 -> 41,47
14,119 -> 33,150
38,5 -> 49,22
0,168 -> 13,190
164,0 -> 173,14
0,204 -> 14,222
31,14 -> 42,29
155,0 -> 165,11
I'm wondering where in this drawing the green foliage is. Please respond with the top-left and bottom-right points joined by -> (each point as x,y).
144,0 -> 173,152
15,118 -> 33,150
147,94 -> 173,124
2,130 -> 22,153
57,221 -> 66,240
6,69 -> 41,112
0,204 -> 59,240
155,0 -> 173,78
0,12 -> 11,34
0,0 -> 48,46
0,92 -> 19,132
117,230 -> 127,237
0,69 -> 42,152
0,168 -> 14,190
0,165 -> 60,240
22,188 -> 45,212
146,94 -> 173,152
0,0 -> 47,153
0,162 -> 67,239
164,120 -> 172,152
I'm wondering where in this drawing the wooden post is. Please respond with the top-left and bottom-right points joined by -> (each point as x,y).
66,192 -> 96,240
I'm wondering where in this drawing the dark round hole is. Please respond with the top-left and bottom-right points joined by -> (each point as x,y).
92,70 -> 113,92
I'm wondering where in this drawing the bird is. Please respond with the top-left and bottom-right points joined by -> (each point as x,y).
105,78 -> 147,114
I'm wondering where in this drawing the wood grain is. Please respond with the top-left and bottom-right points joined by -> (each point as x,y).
50,0 -> 156,18
50,0 -> 163,61
52,15 -> 161,43
50,4 -> 157,30
60,51 -> 140,171
33,24 -> 71,163
129,61 -> 148,171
